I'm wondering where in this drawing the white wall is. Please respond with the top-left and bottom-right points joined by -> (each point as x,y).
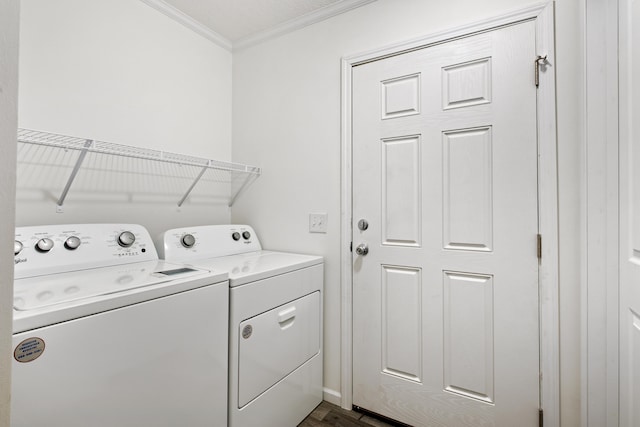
231,0 -> 583,425
17,0 -> 233,239
0,1 -> 19,425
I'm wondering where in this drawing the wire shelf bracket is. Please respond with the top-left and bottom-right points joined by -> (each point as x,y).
177,163 -> 210,208
56,139 -> 93,212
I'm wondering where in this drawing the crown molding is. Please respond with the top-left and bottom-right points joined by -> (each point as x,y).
139,0 -> 232,51
140,0 -> 376,52
232,0 -> 377,51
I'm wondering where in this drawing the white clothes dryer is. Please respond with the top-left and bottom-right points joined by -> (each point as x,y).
11,224 -> 229,427
161,224 -> 323,427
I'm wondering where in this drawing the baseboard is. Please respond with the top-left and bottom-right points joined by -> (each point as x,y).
322,387 -> 342,406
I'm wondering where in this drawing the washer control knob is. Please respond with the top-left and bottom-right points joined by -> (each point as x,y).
242,231 -> 251,240
14,241 -> 23,255
232,232 -> 241,241
181,234 -> 196,248
117,231 -> 136,248
35,238 -> 54,252
64,236 -> 81,250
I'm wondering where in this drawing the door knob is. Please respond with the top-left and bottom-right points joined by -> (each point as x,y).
355,243 -> 369,256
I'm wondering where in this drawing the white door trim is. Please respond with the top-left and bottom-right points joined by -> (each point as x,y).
583,0 -> 619,425
0,1 -> 19,426
340,2 -> 559,425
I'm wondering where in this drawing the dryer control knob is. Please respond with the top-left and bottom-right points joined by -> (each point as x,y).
242,231 -> 251,240
181,234 -> 196,248
117,231 -> 136,248
232,232 -> 241,241
35,238 -> 54,252
64,236 -> 81,250
14,240 -> 23,255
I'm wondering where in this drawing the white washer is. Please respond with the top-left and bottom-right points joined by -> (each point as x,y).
12,224 -> 229,427
161,224 -> 323,427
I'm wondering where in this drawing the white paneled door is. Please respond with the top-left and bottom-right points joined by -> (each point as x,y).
620,0 -> 640,424
352,22 -> 540,426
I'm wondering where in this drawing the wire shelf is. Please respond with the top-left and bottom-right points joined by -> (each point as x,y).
16,128 -> 261,208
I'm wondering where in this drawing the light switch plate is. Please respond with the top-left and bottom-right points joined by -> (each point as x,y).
309,213 -> 328,233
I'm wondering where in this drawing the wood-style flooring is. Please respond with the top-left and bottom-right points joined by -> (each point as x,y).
298,401 -> 403,427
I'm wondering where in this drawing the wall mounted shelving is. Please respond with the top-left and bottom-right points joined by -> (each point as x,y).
16,128 -> 261,210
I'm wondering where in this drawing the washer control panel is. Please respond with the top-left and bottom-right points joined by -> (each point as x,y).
14,224 -> 158,279
160,224 -> 261,261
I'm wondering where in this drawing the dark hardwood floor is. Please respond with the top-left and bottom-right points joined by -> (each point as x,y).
298,401 -> 402,427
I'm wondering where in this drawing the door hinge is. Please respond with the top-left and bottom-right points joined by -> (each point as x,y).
537,234 -> 542,260
535,55 -> 547,88
350,241 -> 353,252
539,408 -> 544,427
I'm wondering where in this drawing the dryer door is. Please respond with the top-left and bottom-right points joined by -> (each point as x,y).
237,291 -> 320,408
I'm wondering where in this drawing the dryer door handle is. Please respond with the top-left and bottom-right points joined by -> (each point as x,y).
278,306 -> 296,327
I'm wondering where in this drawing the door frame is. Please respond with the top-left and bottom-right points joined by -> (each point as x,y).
0,1 -> 19,426
339,2 -> 559,426
582,0 -> 620,425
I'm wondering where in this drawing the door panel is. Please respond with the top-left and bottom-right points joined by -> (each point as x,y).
381,135 -> 422,246
382,265 -> 422,381
629,312 -> 640,424
382,73 -> 421,119
353,21 -> 539,426
443,126 -> 493,251
443,271 -> 494,404
442,57 -> 492,110
620,0 -> 640,424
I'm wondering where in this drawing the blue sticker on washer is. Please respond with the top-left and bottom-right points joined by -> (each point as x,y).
14,337 -> 45,363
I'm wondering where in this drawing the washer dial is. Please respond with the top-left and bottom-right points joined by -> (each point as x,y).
242,231 -> 251,240
232,232 -> 241,241
181,234 -> 196,248
64,236 -> 81,250
117,231 -> 136,247
35,238 -> 54,252
14,241 -> 23,255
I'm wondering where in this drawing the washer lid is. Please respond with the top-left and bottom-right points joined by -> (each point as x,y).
13,260 -> 228,334
186,250 -> 323,287
13,260 -> 213,311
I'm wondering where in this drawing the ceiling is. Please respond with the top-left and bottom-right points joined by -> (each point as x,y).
162,0 -> 348,42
